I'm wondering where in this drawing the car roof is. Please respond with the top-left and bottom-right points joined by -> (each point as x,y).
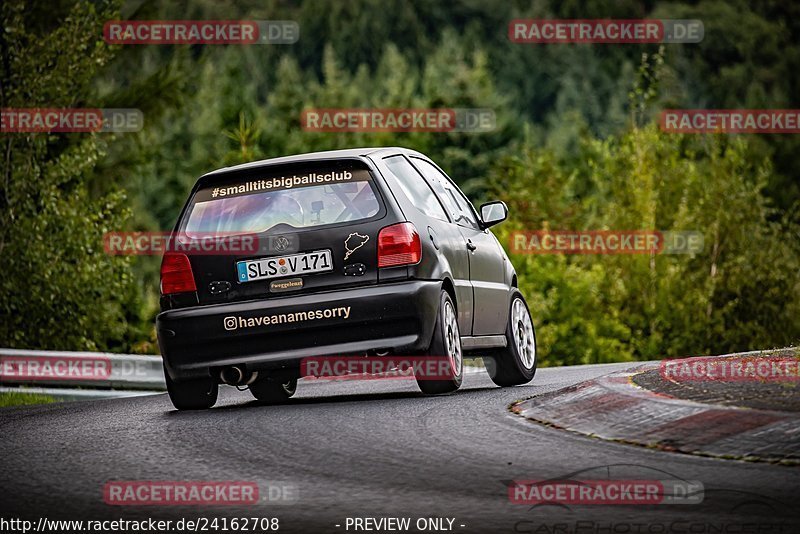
202,147 -> 426,178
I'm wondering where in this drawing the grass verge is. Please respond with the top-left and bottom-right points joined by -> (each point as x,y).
0,391 -> 56,407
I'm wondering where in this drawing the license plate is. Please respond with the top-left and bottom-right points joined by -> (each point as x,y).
236,250 -> 333,283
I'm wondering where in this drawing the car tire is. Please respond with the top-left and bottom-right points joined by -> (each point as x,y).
416,290 -> 463,395
486,291 -> 536,387
250,377 -> 298,403
164,367 -> 218,410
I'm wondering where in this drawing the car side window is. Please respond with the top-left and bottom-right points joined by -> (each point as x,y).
382,155 -> 449,222
410,158 -> 480,230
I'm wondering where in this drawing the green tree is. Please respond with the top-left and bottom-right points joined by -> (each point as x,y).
0,0 -> 144,350
488,125 -> 800,365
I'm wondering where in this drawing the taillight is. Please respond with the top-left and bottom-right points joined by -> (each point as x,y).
160,253 -> 197,295
378,222 -> 422,267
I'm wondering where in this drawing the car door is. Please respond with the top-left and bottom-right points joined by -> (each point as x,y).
374,154 -> 474,335
410,157 -> 508,336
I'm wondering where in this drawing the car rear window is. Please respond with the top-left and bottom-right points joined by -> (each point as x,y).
182,166 -> 382,237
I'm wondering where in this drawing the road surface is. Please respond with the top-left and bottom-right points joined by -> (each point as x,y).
1,362 -> 798,533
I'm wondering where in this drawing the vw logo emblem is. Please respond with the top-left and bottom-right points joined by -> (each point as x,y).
274,236 -> 290,252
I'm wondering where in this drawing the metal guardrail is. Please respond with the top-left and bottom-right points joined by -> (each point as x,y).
0,348 -> 166,395
0,348 -> 491,402
0,386 -> 164,401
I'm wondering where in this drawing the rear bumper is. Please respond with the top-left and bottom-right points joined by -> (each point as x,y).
157,280 -> 442,380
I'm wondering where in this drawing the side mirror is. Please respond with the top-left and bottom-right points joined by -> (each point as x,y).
479,201 -> 508,228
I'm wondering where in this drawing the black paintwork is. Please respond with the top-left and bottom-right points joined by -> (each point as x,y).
157,147 -> 519,382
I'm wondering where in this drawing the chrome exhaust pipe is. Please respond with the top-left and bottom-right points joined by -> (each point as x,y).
220,366 -> 244,385
219,366 -> 258,386
244,371 -> 258,385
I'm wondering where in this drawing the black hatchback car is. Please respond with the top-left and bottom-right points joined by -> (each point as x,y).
157,148 -> 536,409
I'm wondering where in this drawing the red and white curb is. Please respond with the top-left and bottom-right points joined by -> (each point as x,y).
511,360 -> 800,463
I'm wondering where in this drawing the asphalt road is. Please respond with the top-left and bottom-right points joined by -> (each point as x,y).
1,362 -> 799,533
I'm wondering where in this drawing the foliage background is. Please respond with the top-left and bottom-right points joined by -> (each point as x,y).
1,0 -> 798,364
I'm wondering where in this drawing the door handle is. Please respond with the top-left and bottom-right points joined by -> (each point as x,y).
466,240 -> 477,251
